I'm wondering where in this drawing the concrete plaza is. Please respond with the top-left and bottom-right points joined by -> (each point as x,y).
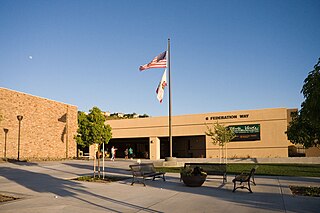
0,159 -> 319,213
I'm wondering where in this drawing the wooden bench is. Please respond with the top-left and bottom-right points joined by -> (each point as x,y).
232,166 -> 258,193
182,163 -> 227,183
129,163 -> 166,186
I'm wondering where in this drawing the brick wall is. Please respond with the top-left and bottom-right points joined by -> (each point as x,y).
0,87 -> 78,160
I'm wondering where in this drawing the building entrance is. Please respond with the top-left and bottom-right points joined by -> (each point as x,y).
160,135 -> 206,159
108,138 -> 149,159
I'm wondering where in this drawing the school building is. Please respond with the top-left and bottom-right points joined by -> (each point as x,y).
1,87 -> 318,161
0,87 -> 78,160
106,107 -> 319,160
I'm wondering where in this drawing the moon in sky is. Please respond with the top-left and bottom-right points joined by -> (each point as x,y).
29,56 -> 33,59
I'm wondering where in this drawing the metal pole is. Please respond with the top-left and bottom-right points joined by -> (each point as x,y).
18,122 -> 20,160
93,155 -> 96,178
102,142 -> 105,179
3,128 -> 9,160
226,143 -> 228,164
17,115 -> 23,161
168,38 -> 172,158
66,107 -> 69,159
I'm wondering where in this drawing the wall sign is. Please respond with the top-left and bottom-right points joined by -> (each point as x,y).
228,124 -> 260,141
205,114 -> 249,121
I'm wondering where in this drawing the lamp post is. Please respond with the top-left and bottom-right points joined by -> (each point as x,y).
17,115 -> 23,161
3,128 -> 9,160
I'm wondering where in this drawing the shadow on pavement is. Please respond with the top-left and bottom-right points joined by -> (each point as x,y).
0,164 -> 162,213
65,162 -> 287,212
3,160 -> 317,213
63,162 -> 131,176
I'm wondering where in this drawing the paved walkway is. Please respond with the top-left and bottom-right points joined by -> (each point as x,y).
0,159 -> 319,213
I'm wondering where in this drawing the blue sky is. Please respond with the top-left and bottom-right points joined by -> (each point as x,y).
1,0 -> 319,116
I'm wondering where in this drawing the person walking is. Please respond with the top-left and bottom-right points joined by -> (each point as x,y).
124,148 -> 129,159
111,146 -> 117,161
128,147 -> 134,160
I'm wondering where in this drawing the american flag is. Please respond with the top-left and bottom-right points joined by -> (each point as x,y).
139,51 -> 167,71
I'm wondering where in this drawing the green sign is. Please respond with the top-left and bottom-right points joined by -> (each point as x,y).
228,124 -> 260,141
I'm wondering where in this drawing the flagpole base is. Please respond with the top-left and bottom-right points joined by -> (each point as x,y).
165,157 -> 177,162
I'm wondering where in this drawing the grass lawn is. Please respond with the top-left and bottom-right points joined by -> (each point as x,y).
227,163 -> 320,177
155,164 -> 320,177
289,186 -> 320,197
155,163 -> 320,197
74,175 -> 129,183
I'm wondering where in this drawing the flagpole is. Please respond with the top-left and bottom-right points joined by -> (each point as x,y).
168,38 -> 173,158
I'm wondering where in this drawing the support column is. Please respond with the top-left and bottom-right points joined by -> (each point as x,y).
149,137 -> 160,160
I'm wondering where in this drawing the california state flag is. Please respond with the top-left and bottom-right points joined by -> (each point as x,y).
156,69 -> 167,103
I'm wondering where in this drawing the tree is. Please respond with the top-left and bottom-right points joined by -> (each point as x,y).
76,107 -> 112,148
75,106 -> 112,177
205,122 -> 235,163
287,58 -> 320,148
287,112 -> 317,148
75,111 -> 90,148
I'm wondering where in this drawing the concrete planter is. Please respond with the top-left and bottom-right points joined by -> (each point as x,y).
181,174 -> 207,187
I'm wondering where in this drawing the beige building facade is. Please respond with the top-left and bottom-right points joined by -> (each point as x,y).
0,87 -> 78,160
2,87 -> 317,161
107,108 -> 301,160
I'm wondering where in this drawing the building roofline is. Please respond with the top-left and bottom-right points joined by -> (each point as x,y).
0,87 -> 77,107
145,107 -> 298,119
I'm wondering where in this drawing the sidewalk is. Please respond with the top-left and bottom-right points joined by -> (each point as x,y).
0,159 -> 319,213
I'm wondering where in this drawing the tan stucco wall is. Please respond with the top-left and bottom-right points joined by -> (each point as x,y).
306,147 -> 320,157
107,108 -> 296,159
0,87 -> 78,160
